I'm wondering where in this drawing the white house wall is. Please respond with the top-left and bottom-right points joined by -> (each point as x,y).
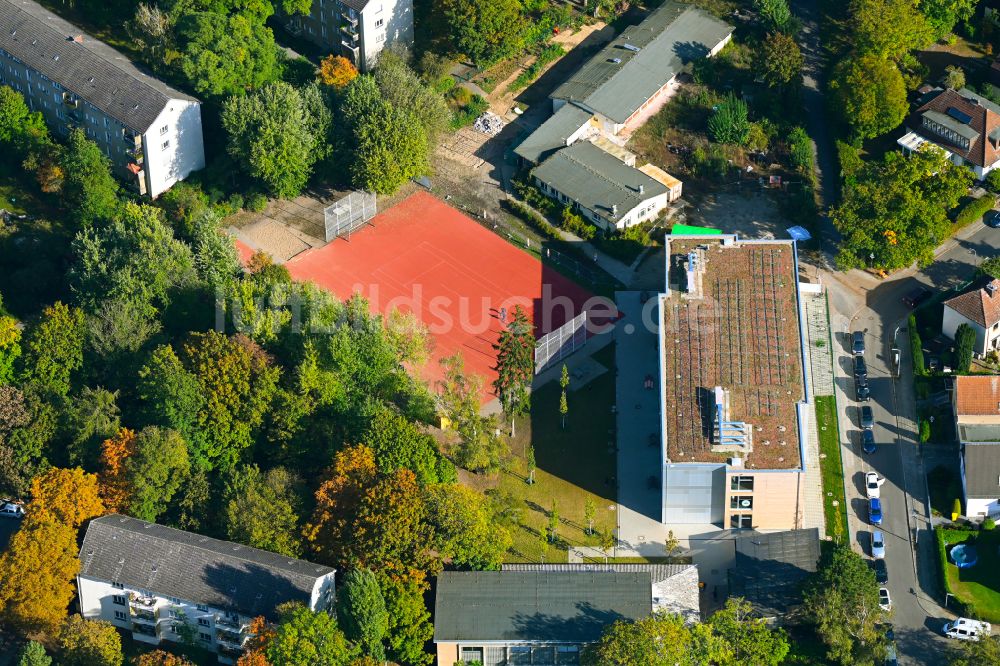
943,306 -> 990,355
143,100 -> 205,199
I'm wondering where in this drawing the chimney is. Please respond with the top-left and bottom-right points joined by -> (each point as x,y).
987,281 -> 998,297
611,204 -> 618,216
638,184 -> 645,195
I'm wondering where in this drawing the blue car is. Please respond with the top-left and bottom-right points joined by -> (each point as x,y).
869,497 -> 883,526
862,429 -> 876,454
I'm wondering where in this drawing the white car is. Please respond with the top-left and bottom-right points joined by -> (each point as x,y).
0,501 -> 24,519
878,587 -> 891,611
866,472 -> 885,499
871,530 -> 886,559
943,617 -> 992,641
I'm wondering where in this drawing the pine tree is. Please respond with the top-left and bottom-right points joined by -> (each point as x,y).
492,305 -> 534,436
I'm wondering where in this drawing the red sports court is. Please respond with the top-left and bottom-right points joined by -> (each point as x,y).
283,191 -> 598,398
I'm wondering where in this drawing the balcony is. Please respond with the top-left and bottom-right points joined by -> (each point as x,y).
62,92 -> 78,108
342,11 -> 358,26
216,631 -> 249,650
340,22 -> 358,38
132,609 -> 157,625
129,593 -> 157,610
215,615 -> 249,632
340,40 -> 359,59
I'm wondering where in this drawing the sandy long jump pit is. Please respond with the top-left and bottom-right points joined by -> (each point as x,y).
283,191 -> 605,394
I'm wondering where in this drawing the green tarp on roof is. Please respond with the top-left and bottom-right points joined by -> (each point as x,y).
670,224 -> 722,235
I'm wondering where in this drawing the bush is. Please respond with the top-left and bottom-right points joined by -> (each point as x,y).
707,93 -> 750,145
434,76 -> 456,94
788,127 -> 815,174
448,86 -> 473,108
987,169 -> 1000,193
247,192 -> 268,212
450,94 -> 489,130
919,419 -> 931,443
984,518 -> 996,531
955,195 -> 996,226
510,44 -> 565,92
560,207 -> 596,240
502,199 -> 559,239
512,178 -> 557,215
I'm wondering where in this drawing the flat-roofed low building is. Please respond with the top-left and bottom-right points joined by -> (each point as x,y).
658,234 -> 810,529
0,0 -> 205,197
433,570 -> 653,666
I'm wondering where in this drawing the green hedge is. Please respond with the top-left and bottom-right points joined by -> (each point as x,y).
509,44 -> 565,92
955,195 -> 996,227
909,314 -> 925,376
502,199 -> 560,239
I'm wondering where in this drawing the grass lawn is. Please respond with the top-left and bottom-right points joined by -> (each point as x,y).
815,395 -> 847,542
939,528 -> 1000,622
470,344 -> 618,563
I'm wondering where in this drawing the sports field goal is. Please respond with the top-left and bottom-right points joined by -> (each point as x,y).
535,311 -> 587,374
324,191 -> 377,242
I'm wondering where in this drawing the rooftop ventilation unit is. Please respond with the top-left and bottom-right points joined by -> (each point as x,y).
622,43 -> 641,52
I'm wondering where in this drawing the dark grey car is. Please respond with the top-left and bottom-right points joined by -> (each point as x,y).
852,331 -> 865,355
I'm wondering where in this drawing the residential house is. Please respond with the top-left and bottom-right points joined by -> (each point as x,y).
952,375 -> 1000,520
514,2 -> 730,226
658,234 -> 811,529
0,0 -> 205,197
434,570 -> 655,665
77,515 -> 336,664
280,0 -> 412,72
727,528 -> 820,619
943,278 -> 1000,357
897,87 -> 1000,179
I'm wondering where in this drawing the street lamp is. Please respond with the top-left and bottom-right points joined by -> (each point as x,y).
970,248 -> 980,267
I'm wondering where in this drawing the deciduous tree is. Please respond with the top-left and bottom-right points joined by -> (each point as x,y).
265,603 -> 358,666
0,519 -> 81,635
760,32 -> 803,86
350,468 -> 433,578
804,545 -> 888,666
582,613 -> 730,666
223,464 -> 302,556
342,75 -> 429,194
175,12 -> 281,98
373,50 -> 451,141
849,0 -> 933,61
29,467 -> 104,527
318,55 -> 358,88
16,641 -> 52,666
305,444 -> 379,564
708,597 -> 789,666
919,0 -> 976,40
424,483 -> 511,569
98,428 -> 136,513
0,315 -> 22,385
21,301 -> 86,397
58,615 -> 124,666
831,146 -> 972,270
980,256 -> 1000,280
380,574 -> 433,666
830,56 -> 908,140
336,568 -> 388,660
137,345 -> 205,450
124,427 -> 190,521
434,0 -> 527,66
361,405 -> 445,485
62,387 -> 121,469
438,353 -> 508,473
754,0 -> 792,31
133,651 -> 195,666
222,82 -> 332,198
59,129 -> 119,226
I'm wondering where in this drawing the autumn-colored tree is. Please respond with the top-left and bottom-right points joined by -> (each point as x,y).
0,519 -> 81,634
58,615 -> 123,666
236,616 -> 274,666
303,445 -> 379,564
351,468 -> 433,578
29,467 -> 105,527
234,652 -> 270,666
98,428 -> 136,513
132,650 -> 196,666
318,55 -> 358,89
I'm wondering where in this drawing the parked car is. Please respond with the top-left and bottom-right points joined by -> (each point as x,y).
0,501 -> 24,519
856,379 -> 871,402
869,497 -> 883,526
866,472 -> 884,499
853,331 -> 866,355
862,429 -> 877,454
879,586 -> 892,611
854,356 -> 868,381
943,618 -> 992,641
871,530 -> 886,558
873,557 -> 888,584
902,287 -> 931,309
860,405 -> 874,430
985,210 -> 1000,229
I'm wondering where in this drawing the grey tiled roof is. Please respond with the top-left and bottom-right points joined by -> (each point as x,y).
0,0 -> 197,132
514,104 -> 594,164
433,571 -> 652,643
964,442 -> 1000,498
79,515 -> 333,620
551,2 -> 732,123
532,141 -> 668,223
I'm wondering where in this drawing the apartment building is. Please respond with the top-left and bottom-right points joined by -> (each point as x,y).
658,234 -> 811,529
282,0 -> 413,72
0,0 -> 205,197
77,515 -> 336,664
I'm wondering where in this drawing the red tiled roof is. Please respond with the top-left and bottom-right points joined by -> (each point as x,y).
955,375 -> 1000,416
944,279 -> 1000,328
908,89 -> 1000,168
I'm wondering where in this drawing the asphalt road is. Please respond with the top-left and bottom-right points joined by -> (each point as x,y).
829,220 -> 1000,664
